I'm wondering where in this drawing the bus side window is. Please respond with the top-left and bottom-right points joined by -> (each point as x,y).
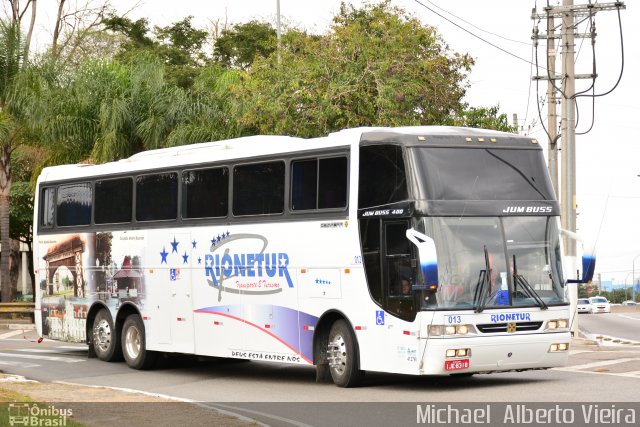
182,167 -> 229,219
233,161 -> 284,216
358,145 -> 407,208
40,187 -> 55,227
291,156 -> 347,211
57,183 -> 92,226
136,173 -> 178,221
95,178 -> 133,224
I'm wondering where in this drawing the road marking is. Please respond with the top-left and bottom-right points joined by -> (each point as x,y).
54,381 -> 197,402
0,352 -> 84,363
563,357 -> 640,370
616,314 -> 640,321
554,366 -> 640,379
0,330 -> 26,339
207,403 -> 315,427
55,346 -> 88,350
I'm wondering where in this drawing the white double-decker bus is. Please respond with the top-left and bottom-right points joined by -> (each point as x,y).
33,126 -> 593,387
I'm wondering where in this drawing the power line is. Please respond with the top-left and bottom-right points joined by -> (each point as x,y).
412,0 -> 539,68
420,0 -> 531,45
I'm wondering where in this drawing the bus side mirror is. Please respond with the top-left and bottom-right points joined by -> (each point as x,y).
567,254 -> 596,284
581,254 -> 596,283
405,228 -> 438,289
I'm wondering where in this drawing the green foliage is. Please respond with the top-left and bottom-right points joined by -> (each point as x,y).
238,1 -> 474,137
103,14 -> 210,88
455,105 -> 516,132
101,14 -> 155,50
8,181 -> 31,243
214,20 -> 277,70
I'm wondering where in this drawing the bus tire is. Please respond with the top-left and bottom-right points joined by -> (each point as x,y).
92,308 -> 122,362
122,314 -> 157,370
327,319 -> 363,387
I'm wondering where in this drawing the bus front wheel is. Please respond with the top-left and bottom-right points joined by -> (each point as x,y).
122,314 -> 157,370
327,319 -> 363,387
92,309 -> 122,362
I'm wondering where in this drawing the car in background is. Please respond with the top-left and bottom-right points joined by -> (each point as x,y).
577,298 -> 592,314
588,296 -> 611,313
622,300 -> 637,306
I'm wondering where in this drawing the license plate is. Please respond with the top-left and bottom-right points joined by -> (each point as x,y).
445,359 -> 470,371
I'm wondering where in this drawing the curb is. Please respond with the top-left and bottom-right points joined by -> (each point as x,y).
0,323 -> 36,330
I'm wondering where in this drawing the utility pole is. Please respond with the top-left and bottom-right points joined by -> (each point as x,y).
532,1 -> 626,259
532,1 -> 626,335
547,12 -> 559,198
276,0 -> 282,64
561,0 -> 577,262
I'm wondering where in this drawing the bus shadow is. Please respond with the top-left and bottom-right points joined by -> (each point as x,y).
361,370 -> 555,390
152,355 -> 554,390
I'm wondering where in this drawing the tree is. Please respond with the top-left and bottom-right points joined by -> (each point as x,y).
239,1 -> 475,137
213,20 -> 277,71
9,145 -> 42,295
103,14 -> 210,88
454,105 -> 515,132
0,20 -> 29,301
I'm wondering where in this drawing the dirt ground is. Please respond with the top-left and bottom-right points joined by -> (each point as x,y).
0,375 -> 254,426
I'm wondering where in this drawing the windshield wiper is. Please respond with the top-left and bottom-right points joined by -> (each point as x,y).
512,255 -> 548,310
474,246 -> 492,313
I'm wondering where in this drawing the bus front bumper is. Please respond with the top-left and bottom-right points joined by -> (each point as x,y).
420,332 -> 571,375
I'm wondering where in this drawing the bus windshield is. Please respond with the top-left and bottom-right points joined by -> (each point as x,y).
416,216 -> 566,310
409,146 -> 555,201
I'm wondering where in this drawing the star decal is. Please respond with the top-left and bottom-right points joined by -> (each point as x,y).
182,252 -> 189,264
171,237 -> 179,253
192,240 -> 197,249
160,247 -> 169,264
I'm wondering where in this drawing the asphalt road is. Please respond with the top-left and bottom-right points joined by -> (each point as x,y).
576,309 -> 640,342
1,317 -> 639,427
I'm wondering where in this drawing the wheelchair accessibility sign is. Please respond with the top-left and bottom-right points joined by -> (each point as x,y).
376,310 -> 385,325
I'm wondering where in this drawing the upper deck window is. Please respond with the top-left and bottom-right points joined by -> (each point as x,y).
291,157 -> 348,211
95,178 -> 133,224
233,161 -> 285,216
136,172 -> 178,221
182,167 -> 229,218
56,183 -> 92,226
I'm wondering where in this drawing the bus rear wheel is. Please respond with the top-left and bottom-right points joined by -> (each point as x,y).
327,319 -> 363,387
122,314 -> 157,370
92,308 -> 122,362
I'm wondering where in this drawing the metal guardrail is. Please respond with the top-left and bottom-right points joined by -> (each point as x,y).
0,303 -> 35,323
0,302 -> 35,313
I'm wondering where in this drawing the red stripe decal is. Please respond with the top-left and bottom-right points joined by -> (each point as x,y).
194,310 -> 313,364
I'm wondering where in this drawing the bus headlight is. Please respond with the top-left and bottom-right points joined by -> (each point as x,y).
549,343 -> 569,352
446,348 -> 470,358
429,324 -> 474,336
546,319 -> 569,331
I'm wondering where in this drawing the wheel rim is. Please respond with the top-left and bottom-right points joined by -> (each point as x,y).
327,333 -> 347,376
94,319 -> 112,352
124,324 -> 141,360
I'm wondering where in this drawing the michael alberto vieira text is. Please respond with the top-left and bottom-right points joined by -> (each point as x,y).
416,404 -> 636,424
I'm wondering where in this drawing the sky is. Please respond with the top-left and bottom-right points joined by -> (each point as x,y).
30,0 -> 640,286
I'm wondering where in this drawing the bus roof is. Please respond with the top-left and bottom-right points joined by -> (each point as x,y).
37,126 -> 526,183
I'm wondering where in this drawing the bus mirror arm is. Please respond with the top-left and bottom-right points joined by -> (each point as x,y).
405,228 -> 438,290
